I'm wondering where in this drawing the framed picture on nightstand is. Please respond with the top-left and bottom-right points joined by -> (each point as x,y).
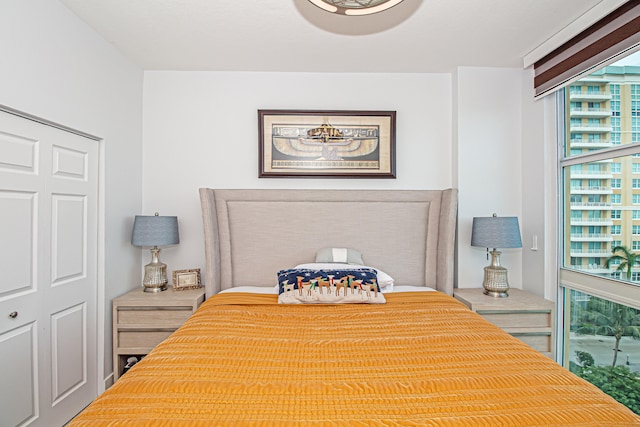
172,268 -> 202,291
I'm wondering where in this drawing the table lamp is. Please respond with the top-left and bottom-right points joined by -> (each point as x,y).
471,213 -> 522,298
131,213 -> 179,292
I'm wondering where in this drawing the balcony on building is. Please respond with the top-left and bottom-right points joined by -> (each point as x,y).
570,248 -> 613,257
570,232 -> 613,242
569,170 -> 613,179
570,186 -> 613,194
569,264 -> 612,274
570,217 -> 614,226
569,200 -> 612,209
569,123 -> 613,133
569,139 -> 614,149
570,107 -> 612,118
569,91 -> 612,102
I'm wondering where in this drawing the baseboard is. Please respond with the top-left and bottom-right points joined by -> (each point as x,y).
104,372 -> 114,390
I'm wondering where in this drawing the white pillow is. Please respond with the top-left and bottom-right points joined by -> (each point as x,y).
392,285 -> 436,293
315,248 -> 364,265
219,286 -> 277,294
294,263 -> 394,293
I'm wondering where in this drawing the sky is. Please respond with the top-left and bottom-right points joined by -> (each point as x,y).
610,49 -> 640,66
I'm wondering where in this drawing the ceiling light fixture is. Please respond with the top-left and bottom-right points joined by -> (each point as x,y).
307,0 -> 405,16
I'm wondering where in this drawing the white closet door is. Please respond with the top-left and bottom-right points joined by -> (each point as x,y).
0,110 -> 98,426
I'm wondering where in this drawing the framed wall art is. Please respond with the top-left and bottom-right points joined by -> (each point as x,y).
172,268 -> 202,291
258,110 -> 396,178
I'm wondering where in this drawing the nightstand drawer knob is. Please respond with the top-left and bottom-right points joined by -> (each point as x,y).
8,311 -> 18,319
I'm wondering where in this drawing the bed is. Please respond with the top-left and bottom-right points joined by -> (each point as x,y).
69,188 -> 640,426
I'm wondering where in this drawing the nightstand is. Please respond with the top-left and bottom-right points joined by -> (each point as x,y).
453,288 -> 555,358
112,286 -> 205,381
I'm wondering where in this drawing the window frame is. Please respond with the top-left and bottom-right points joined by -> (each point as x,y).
557,87 -> 640,367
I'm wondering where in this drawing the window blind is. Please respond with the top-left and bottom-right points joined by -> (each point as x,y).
534,0 -> 640,97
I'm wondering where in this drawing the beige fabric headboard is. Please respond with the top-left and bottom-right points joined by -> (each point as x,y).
199,188 -> 458,297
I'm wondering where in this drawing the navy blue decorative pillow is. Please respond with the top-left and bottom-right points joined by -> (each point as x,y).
277,268 -> 385,304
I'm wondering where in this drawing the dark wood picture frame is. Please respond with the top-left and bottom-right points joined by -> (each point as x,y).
258,109 -> 396,178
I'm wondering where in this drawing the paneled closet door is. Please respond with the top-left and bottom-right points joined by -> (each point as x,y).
0,110 -> 98,427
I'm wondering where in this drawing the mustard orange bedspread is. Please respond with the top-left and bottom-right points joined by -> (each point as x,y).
70,292 -> 640,426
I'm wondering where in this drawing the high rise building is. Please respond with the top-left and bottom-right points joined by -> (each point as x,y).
566,66 -> 640,280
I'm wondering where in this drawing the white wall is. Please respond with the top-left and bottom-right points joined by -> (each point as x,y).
455,67 -> 526,291
142,68 -> 545,296
142,71 -> 453,278
521,67 -> 552,299
1,0 -> 143,383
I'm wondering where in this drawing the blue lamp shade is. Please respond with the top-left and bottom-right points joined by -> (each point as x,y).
131,215 -> 180,247
471,215 -> 522,249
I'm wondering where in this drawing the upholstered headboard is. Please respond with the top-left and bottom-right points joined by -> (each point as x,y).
199,188 -> 458,297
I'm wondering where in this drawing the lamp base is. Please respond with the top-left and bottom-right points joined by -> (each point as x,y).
483,288 -> 509,298
142,248 -> 168,292
482,250 -> 509,298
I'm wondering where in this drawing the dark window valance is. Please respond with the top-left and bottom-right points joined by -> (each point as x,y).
534,0 -> 640,97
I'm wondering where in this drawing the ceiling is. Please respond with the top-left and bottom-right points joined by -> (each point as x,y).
60,0 -> 608,73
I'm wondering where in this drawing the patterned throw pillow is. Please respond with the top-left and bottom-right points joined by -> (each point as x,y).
294,263 -> 394,293
277,268 -> 386,304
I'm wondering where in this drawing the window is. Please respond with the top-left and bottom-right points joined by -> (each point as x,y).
588,194 -> 602,204
560,55 -> 640,415
588,164 -> 604,174
613,118 -> 621,145
588,211 -> 602,219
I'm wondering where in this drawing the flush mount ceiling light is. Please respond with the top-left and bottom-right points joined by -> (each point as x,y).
307,0 -> 405,16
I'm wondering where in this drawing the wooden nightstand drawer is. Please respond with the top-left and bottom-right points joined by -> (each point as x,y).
117,329 -> 175,348
117,307 -> 193,326
477,310 -> 551,329
510,331 -> 552,352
